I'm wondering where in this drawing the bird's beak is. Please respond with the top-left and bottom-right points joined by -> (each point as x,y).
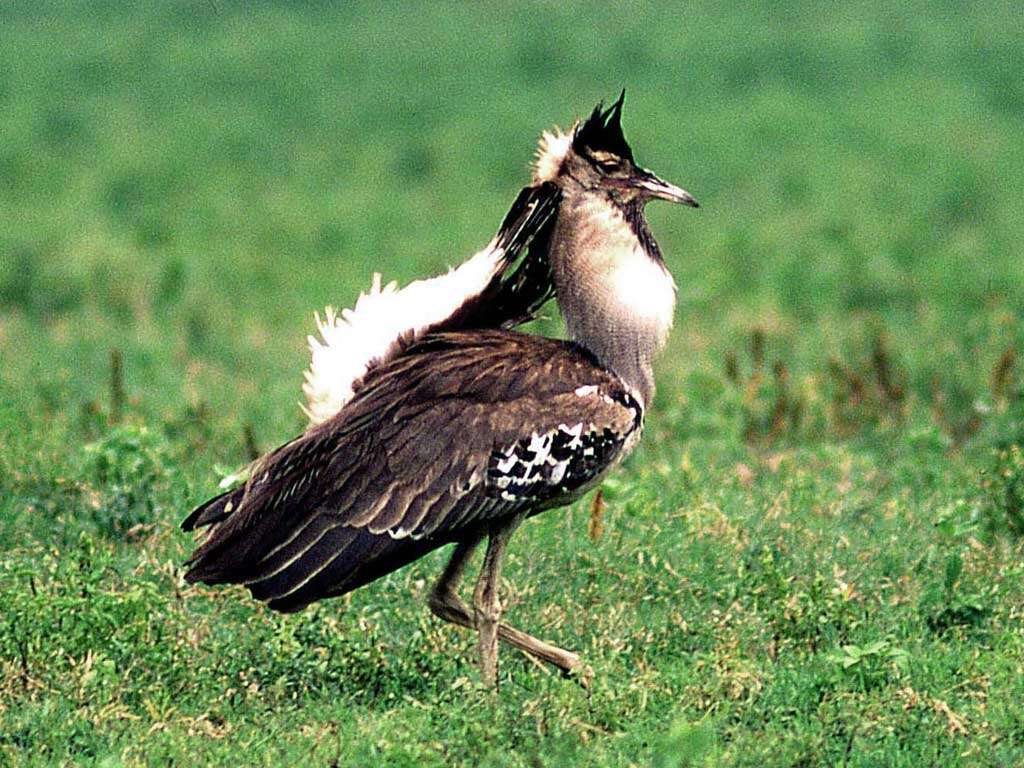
634,169 -> 699,207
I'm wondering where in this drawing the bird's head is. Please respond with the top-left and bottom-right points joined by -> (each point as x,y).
532,91 -> 698,208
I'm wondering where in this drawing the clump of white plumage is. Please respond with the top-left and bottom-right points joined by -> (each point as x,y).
302,238 -> 512,427
302,122 -> 583,428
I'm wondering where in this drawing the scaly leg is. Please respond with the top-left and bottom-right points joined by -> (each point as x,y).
473,518 -> 518,687
427,537 -> 482,631
426,520 -> 586,685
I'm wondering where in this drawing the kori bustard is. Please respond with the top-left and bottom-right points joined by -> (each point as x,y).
182,93 -> 698,687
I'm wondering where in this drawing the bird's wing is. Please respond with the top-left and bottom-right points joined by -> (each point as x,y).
183,331 -> 640,612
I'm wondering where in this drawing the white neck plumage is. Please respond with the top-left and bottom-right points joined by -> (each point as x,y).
549,191 -> 676,410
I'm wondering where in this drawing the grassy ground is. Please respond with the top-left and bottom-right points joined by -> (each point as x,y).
3,1 -> 1024,765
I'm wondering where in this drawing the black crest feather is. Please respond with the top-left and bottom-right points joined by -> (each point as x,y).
572,89 -> 634,163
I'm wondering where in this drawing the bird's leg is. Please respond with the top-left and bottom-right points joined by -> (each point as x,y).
474,519 -> 519,688
427,531 -> 586,682
427,537 -> 481,631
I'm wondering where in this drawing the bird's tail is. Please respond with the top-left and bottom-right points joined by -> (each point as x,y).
491,181 -> 560,262
301,182 -> 560,428
439,181 -> 560,331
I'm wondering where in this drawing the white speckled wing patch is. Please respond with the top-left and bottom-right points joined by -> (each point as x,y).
486,421 -> 625,503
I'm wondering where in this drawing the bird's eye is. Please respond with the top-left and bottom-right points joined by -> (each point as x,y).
597,159 -> 621,172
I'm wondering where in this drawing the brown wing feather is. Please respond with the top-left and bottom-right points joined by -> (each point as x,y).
183,331 -> 639,611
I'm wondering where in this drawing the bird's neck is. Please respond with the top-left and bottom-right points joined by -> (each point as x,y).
549,192 -> 676,409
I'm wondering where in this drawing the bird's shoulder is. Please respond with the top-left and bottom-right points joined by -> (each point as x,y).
349,327 -> 631,409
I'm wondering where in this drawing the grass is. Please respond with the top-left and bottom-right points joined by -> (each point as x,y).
3,1 -> 1024,765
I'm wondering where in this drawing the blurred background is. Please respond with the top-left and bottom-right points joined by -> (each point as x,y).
4,3 -> 1024,763
3,0 -> 1022,444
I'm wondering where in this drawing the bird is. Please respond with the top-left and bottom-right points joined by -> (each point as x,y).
181,92 -> 698,688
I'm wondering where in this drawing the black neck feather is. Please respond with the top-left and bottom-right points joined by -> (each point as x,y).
623,201 -> 665,267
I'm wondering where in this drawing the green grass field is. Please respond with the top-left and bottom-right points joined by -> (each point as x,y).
3,1 -> 1024,765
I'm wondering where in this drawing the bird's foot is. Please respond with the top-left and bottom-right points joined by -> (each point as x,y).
563,657 -> 594,690
430,587 -> 590,686
497,623 -> 591,686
